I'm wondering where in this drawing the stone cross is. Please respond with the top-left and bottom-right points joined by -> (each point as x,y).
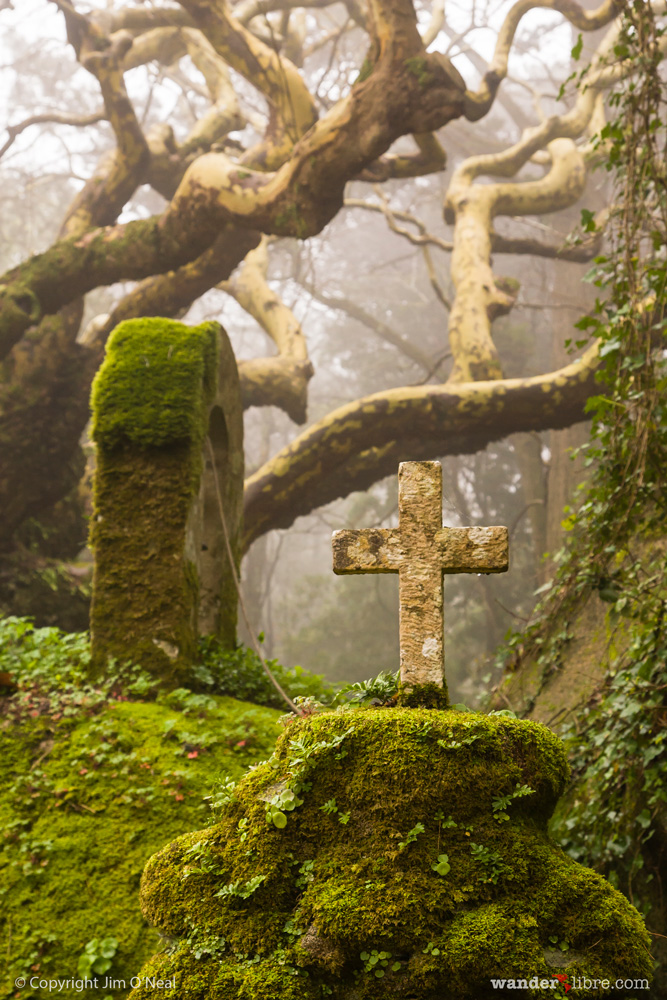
332,461 -> 508,693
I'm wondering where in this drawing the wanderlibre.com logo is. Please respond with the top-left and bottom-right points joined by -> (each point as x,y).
489,974 -> 651,993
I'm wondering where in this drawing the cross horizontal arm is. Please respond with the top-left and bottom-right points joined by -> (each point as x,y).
332,528 -> 401,574
436,525 -> 509,573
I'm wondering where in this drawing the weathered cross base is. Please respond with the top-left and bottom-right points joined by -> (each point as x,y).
333,462 -> 508,702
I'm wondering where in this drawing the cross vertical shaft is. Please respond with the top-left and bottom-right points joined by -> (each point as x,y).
397,461 -> 445,689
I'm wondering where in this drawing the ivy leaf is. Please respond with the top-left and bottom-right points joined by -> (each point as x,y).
598,339 -> 622,358
580,208 -> 596,232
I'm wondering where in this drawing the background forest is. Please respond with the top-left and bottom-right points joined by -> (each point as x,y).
1,0 -> 617,697
0,0 -> 665,995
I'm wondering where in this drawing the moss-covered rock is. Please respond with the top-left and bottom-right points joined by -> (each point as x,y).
0,684 -> 281,1000
131,709 -> 652,999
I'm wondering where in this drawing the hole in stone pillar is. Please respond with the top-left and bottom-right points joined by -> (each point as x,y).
207,405 -> 229,470
204,405 -> 229,539
199,405 -> 231,635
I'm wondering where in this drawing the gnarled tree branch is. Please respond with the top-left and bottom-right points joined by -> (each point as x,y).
242,343 -> 601,550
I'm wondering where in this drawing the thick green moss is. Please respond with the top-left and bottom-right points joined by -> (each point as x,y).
132,709 -> 652,998
91,319 -> 218,452
0,692 -> 281,1000
396,682 -> 449,709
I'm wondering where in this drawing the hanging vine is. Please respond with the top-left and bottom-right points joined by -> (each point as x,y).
499,0 -> 667,921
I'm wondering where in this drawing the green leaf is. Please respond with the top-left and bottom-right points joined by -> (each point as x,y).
571,33 -> 583,60
98,938 -> 118,958
272,810 -> 287,829
432,852 -> 451,875
92,958 -> 112,975
574,315 -> 598,330
77,956 -> 93,978
599,339 -> 622,358
580,207 -> 596,232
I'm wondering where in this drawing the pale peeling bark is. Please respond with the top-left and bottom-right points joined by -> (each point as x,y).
243,344 -> 600,550
445,139 -> 586,383
443,15 -> 639,384
221,237 -> 313,421
356,132 -> 447,181
126,26 -> 245,155
221,238 -> 308,361
178,0 -> 318,168
238,357 -> 314,423
0,6 -> 466,359
63,23 -> 149,234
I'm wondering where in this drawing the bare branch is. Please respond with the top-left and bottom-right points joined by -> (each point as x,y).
356,131 -> 448,181
51,3 -> 150,234
220,237 -> 308,360
445,138 -> 586,383
300,278 -> 438,372
238,357 -> 314,423
178,0 -> 318,166
82,228 -> 261,348
93,7 -> 193,33
370,186 -> 451,309
234,0 -> 343,26
0,0 -> 468,357
464,0 -> 620,121
345,197 -> 453,252
0,110 -> 106,161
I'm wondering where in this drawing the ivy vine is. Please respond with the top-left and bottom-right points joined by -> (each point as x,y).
499,0 -> 667,920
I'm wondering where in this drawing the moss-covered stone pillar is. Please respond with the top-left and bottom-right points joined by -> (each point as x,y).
89,318 -> 243,686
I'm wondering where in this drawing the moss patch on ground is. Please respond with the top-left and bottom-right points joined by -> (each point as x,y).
131,709 -> 652,999
0,648 -> 283,1000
